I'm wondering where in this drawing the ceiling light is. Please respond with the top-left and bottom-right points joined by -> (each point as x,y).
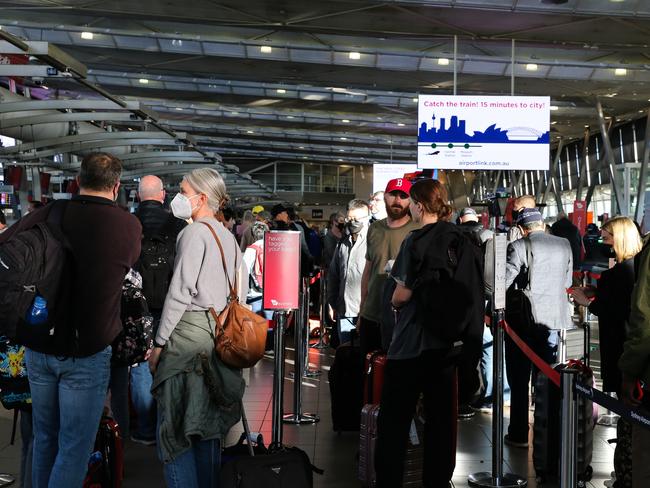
302,156 -> 308,159
340,137 -> 347,140
615,68 -> 627,76
551,121 -> 557,125
276,89 -> 286,94
231,111 -> 239,115
526,63 -> 538,71
138,78 -> 149,84
349,52 -> 361,60
438,58 -> 450,66
339,149 -> 345,152
550,105 -> 559,111
175,107 -> 183,111
171,39 -> 183,47
342,119 -> 350,123
247,130 -> 254,134
287,115 -> 294,119
412,98 -> 418,102
261,45 -> 272,53
299,146 -> 305,149
338,158 -> 344,161
81,31 -> 94,40
397,123 -> 405,127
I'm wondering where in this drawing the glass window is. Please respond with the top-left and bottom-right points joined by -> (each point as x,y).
276,163 -> 302,191
338,166 -> 354,193
303,163 -> 321,192
323,165 -> 337,193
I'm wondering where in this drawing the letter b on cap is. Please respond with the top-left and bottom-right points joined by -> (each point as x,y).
396,179 -> 403,187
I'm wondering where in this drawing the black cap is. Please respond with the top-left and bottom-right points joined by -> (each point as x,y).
271,204 -> 288,218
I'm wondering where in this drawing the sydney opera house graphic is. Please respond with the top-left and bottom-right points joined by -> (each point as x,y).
418,114 -> 549,144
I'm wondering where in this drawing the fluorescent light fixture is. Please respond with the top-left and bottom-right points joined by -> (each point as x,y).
338,158 -> 344,161
175,107 -> 183,111
299,146 -> 305,149
276,88 -> 286,94
342,119 -> 350,123
81,31 -> 94,40
615,68 -> 627,76
260,46 -> 272,53
138,78 -> 149,84
412,98 -> 418,102
287,115 -> 294,119
397,123 -> 405,127
339,149 -> 345,152
231,111 -> 239,115
550,105 -> 559,111
247,130 -> 254,134
526,63 -> 538,71
438,58 -> 450,66
340,137 -> 347,140
349,52 -> 361,60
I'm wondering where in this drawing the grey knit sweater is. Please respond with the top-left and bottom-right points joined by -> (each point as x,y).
156,217 -> 242,345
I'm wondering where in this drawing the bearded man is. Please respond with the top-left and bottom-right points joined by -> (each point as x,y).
358,178 -> 420,357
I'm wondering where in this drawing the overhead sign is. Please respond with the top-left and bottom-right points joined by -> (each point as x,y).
263,231 -> 301,310
417,95 -> 550,171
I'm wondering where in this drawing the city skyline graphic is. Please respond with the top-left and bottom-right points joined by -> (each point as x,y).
418,113 -> 550,144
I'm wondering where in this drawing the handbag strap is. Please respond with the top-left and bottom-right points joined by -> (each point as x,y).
523,237 -> 533,291
200,222 -> 238,302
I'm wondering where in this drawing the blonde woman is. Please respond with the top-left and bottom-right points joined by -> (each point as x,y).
571,216 -> 642,488
148,168 -> 245,488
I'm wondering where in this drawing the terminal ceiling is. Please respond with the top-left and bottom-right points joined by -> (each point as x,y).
1,0 -> 650,192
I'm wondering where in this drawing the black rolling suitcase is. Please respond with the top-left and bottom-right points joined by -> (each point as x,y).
328,337 -> 364,431
220,401 -> 322,488
533,324 -> 595,486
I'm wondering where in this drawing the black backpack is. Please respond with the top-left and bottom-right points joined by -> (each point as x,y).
137,216 -> 177,310
413,228 -> 485,346
0,201 -> 76,353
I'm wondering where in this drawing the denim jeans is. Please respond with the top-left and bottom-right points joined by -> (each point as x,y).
109,365 -> 130,439
129,363 -> 156,441
478,326 -> 510,406
157,411 -> 221,488
20,410 -> 33,488
25,346 -> 111,488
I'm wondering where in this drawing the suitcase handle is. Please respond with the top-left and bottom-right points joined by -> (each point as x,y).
239,400 -> 255,457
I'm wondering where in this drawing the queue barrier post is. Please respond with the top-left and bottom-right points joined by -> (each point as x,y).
303,276 -> 321,377
283,279 -> 320,425
271,311 -> 287,447
468,310 -> 528,488
311,267 -> 328,350
560,368 -> 578,488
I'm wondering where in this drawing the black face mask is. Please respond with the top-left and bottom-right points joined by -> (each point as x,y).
511,209 -> 520,222
336,222 -> 345,231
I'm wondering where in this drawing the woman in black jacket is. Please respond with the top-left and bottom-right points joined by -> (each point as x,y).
374,179 -> 483,488
570,216 -> 642,488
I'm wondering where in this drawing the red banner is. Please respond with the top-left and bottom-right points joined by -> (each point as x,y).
263,231 -> 301,310
572,200 -> 587,236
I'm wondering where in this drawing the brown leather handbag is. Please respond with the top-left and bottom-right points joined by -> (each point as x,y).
201,222 -> 268,369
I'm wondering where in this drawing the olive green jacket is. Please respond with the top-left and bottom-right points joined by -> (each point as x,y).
152,311 -> 245,463
619,235 -> 650,385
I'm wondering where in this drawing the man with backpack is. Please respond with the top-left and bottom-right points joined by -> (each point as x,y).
0,152 -> 141,487
131,175 -> 186,445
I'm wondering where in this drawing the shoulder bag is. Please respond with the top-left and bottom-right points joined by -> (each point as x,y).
201,223 -> 268,369
504,237 -> 536,340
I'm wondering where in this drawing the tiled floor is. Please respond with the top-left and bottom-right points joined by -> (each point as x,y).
0,339 -> 617,487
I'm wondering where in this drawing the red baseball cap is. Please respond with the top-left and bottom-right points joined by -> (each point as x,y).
385,177 -> 412,195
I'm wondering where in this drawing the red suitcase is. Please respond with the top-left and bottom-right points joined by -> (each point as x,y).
84,416 -> 124,488
364,351 -> 387,405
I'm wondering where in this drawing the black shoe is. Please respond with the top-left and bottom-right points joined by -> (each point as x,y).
504,434 -> 528,448
458,404 -> 475,419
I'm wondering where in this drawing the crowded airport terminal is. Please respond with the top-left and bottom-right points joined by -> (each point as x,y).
2,1 -> 650,487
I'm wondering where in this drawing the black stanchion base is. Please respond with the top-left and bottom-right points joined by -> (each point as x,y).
282,413 -> 320,424
468,472 -> 527,487
310,338 -> 328,350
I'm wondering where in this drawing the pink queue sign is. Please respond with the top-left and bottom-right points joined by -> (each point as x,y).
262,230 -> 301,310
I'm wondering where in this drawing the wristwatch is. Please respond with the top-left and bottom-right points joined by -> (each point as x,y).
153,339 -> 166,348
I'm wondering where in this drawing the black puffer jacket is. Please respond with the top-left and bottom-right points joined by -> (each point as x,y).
135,200 -> 186,237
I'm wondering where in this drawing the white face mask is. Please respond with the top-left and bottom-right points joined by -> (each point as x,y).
170,193 -> 200,220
